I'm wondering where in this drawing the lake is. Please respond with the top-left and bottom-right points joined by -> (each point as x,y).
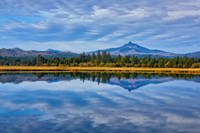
0,72 -> 199,133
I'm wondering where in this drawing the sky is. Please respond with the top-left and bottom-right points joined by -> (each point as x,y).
0,0 -> 200,53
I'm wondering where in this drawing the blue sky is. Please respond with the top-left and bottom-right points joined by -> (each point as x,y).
0,0 -> 200,53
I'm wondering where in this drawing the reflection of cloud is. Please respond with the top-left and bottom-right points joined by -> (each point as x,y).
0,79 -> 200,132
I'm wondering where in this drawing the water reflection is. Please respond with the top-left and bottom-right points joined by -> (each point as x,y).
0,72 -> 199,133
0,72 -> 199,91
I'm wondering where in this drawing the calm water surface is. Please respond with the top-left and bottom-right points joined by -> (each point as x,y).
0,73 -> 199,133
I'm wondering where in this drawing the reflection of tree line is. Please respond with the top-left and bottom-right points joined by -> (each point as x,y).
34,72 -> 197,84
0,72 -> 198,86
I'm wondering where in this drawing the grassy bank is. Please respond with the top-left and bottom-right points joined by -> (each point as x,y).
0,66 -> 200,75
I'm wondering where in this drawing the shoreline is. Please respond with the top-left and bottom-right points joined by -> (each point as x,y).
0,66 -> 200,75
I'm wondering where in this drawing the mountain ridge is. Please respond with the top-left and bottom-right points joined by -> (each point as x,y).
0,42 -> 199,58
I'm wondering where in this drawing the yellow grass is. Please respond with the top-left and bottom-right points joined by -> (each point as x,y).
0,66 -> 200,75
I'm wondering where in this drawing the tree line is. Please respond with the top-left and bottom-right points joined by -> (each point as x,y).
0,51 -> 200,68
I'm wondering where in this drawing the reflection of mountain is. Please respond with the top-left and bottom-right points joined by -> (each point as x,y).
108,77 -> 174,91
0,73 -> 199,92
0,74 -> 73,84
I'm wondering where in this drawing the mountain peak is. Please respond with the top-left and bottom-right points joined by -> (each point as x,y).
124,41 -> 137,46
128,41 -> 132,44
122,42 -> 144,50
121,42 -> 147,50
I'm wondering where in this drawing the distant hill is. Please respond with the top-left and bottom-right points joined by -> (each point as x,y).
184,51 -> 200,58
0,48 -> 78,58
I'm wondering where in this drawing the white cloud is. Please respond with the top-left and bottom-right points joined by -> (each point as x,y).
91,5 -> 115,19
121,8 -> 151,20
165,10 -> 200,21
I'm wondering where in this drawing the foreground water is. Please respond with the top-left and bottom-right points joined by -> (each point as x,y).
0,73 -> 199,133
